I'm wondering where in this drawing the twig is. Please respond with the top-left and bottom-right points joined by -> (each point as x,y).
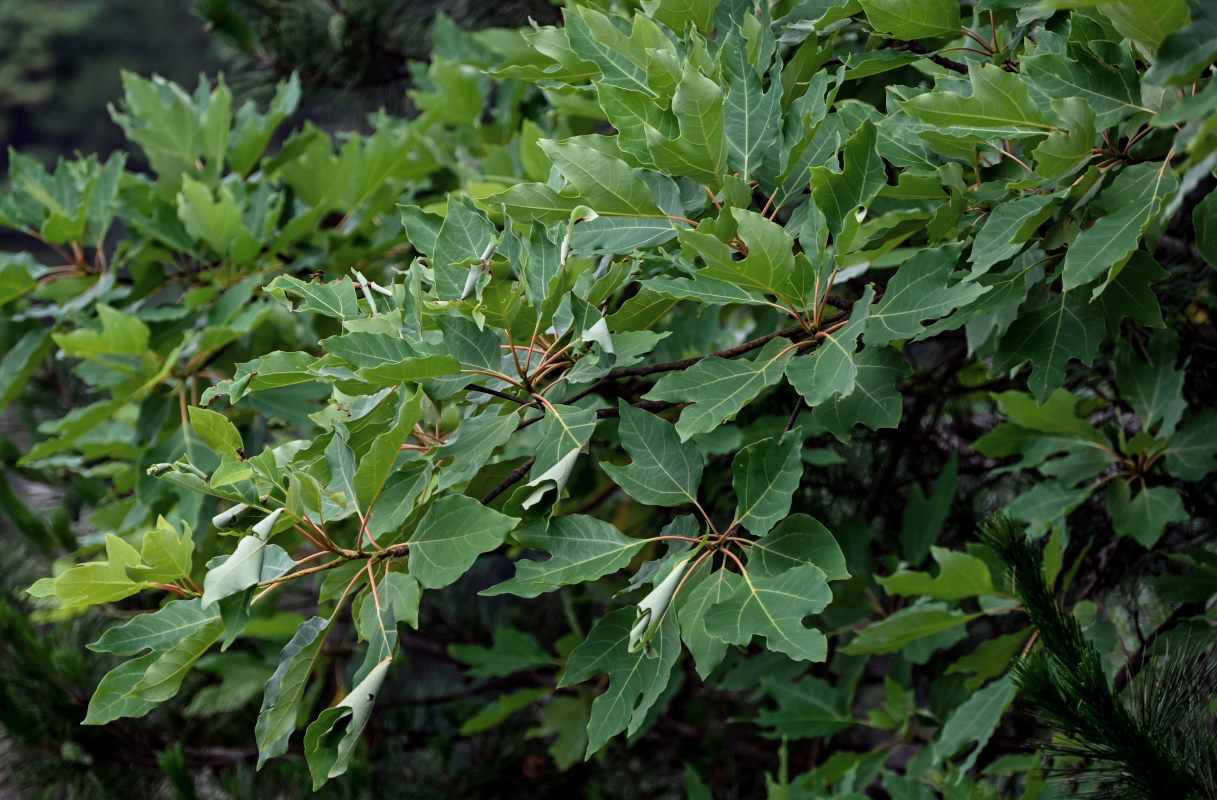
480,457 -> 536,504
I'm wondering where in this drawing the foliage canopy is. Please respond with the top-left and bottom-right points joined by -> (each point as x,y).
2,0 -> 1217,796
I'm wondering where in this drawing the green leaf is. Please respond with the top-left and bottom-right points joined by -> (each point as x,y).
640,0 -> 720,35
640,274 -> 767,306
704,563 -> 833,662
786,285 -> 875,406
321,332 -> 416,368
355,355 -> 462,387
902,64 -> 1055,139
1023,49 -> 1146,129
1061,163 -> 1178,293
878,547 -> 996,600
459,687 -> 550,735
522,402 -> 598,507
934,676 -> 1016,771
1195,188 -> 1217,268
448,627 -> 555,678
431,196 -> 496,301
83,652 -> 162,725
304,657 -> 392,789
755,677 -> 855,738
0,329 -> 52,413
678,208 -> 803,303
353,388 -> 424,506
1095,250 -> 1169,334
813,345 -> 909,441
54,303 -> 150,358
265,275 -> 361,319
541,140 -> 665,217
1106,481 -> 1188,548
256,616 -> 331,766
0,253 -> 39,305
1033,97 -> 1097,180
675,560 -> 735,679
600,402 -> 703,507
557,607 -> 681,757
434,409 -> 518,492
483,515 -> 646,598
128,517 -> 195,583
721,30 -> 781,179
968,194 -> 1060,278
808,121 -> 886,237
406,495 -> 519,589
732,433 -> 803,536
1103,0 -> 1189,50
992,291 -> 1105,404
201,511 -> 280,609
126,618 -> 224,702
644,337 -> 794,441
564,5 -> 652,96
898,455 -> 958,565
1163,410 -> 1217,480
188,406 -> 244,457
1115,333 -> 1186,438
1145,3 -> 1217,85
90,598 -> 219,656
842,605 -> 979,655
645,61 -> 728,187
865,244 -> 984,345
858,0 -> 961,39
51,534 -> 146,606
747,514 -> 849,581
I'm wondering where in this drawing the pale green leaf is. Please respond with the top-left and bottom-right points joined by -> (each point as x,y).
407,495 -> 518,589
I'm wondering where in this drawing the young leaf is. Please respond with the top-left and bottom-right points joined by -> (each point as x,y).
201,509 -> 282,609
304,657 -> 392,789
